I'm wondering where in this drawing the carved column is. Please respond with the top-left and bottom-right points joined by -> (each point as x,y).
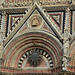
62,8 -> 71,71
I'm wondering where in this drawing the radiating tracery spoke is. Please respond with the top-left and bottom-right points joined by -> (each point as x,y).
28,48 -> 41,66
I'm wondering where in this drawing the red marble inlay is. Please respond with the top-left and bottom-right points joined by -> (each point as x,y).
48,13 -> 63,30
74,13 -> 75,30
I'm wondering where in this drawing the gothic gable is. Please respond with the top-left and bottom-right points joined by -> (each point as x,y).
4,3 -> 62,47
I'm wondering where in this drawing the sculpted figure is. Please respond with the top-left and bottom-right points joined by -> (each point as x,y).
62,57 -> 68,70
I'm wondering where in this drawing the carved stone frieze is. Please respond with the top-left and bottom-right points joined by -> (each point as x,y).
0,0 -> 74,8
2,0 -> 32,7
0,4 -> 75,14
1,0 -> 74,8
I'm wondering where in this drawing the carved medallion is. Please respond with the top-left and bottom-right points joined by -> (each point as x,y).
31,16 -> 40,27
27,15 -> 43,29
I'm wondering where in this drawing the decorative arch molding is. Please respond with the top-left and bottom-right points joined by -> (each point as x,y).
2,31 -> 63,70
4,30 -> 62,50
18,48 -> 53,69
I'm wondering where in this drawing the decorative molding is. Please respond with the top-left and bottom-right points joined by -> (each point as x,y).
0,5 -> 75,15
0,0 -> 75,74
1,11 -> 7,33
0,66 -> 62,74
1,0 -> 74,8
7,14 -> 24,35
0,1 -> 75,14
42,5 -> 75,11
18,48 -> 53,69
62,8 -> 71,71
72,11 -> 75,34
48,12 -> 64,32
63,8 -> 71,56
3,0 -> 32,7
39,0 -> 73,6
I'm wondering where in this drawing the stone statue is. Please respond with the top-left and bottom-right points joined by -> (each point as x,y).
62,57 -> 68,70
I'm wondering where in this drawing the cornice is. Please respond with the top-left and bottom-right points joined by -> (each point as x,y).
0,7 -> 29,14
42,4 -> 75,11
0,4 -> 75,14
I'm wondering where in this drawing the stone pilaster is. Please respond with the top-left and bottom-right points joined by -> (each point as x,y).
0,11 -> 6,66
62,8 -> 71,71
0,11 -> 7,54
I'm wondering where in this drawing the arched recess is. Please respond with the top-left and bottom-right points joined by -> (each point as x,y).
2,31 -> 63,70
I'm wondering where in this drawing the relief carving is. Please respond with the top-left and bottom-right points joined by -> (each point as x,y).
1,0 -> 74,7
3,0 -> 32,7
28,15 -> 43,29
31,16 -> 40,27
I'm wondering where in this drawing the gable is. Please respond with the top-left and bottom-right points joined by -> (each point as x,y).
18,10 -> 55,36
4,3 -> 62,47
